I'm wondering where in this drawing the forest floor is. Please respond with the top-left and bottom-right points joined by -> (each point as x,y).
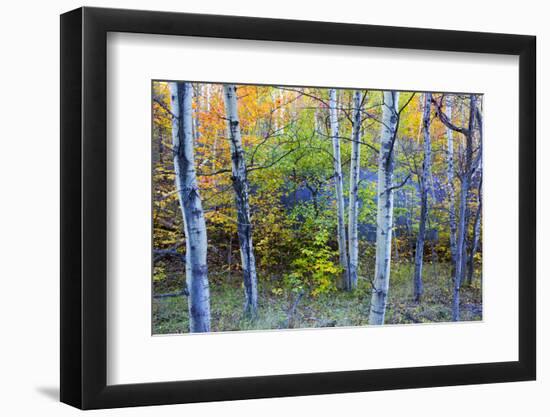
152,262 -> 482,334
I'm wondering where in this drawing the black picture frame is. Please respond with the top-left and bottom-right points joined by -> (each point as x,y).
60,6 -> 536,410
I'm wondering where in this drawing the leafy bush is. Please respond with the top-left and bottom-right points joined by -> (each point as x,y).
284,224 -> 340,296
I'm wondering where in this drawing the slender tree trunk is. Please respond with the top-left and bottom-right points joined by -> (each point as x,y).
369,91 -> 399,325
271,89 -> 279,133
467,176 -> 482,285
452,94 -> 477,321
445,96 -> 458,271
453,178 -> 468,321
460,197 -> 471,286
329,88 -> 351,290
169,82 -> 211,333
193,84 -> 201,146
466,110 -> 483,286
348,90 -> 362,290
205,84 -> 211,112
158,131 -> 164,165
429,218 -> 438,280
279,89 -> 285,133
223,84 -> 259,317
413,93 -> 432,302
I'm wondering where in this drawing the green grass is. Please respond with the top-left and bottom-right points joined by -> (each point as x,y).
152,262 -> 482,334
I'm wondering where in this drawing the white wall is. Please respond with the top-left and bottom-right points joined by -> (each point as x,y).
0,0 -> 545,415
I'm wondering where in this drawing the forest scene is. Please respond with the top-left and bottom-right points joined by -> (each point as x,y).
152,81 -> 483,334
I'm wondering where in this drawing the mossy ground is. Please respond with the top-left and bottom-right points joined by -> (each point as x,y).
152,262 -> 482,334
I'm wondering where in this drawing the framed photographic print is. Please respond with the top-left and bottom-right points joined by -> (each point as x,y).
60,6 -> 536,410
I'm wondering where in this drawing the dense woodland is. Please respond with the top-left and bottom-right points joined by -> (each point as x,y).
152,81 -> 483,334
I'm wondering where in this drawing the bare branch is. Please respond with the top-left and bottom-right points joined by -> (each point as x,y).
383,174 -> 411,195
432,95 -> 470,135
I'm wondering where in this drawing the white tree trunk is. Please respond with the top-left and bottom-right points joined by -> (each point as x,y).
467,176 -> 482,285
445,96 -> 458,273
206,84 -> 211,112
453,178 -> 469,321
279,89 -> 285,133
452,94 -> 477,321
169,82 -> 211,333
466,110 -> 483,286
413,93 -> 432,302
348,90 -> 362,290
271,89 -> 279,133
329,89 -> 350,290
192,84 -> 201,146
369,91 -> 400,325
223,84 -> 259,317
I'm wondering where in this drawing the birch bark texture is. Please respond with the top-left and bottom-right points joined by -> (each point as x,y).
466,109 -> 483,286
223,84 -> 259,317
467,176 -> 482,285
413,93 -> 432,302
348,90 -> 362,290
452,94 -> 477,321
193,84 -> 201,146
445,96 -> 458,270
369,91 -> 400,325
169,82 -> 211,333
329,88 -> 351,290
